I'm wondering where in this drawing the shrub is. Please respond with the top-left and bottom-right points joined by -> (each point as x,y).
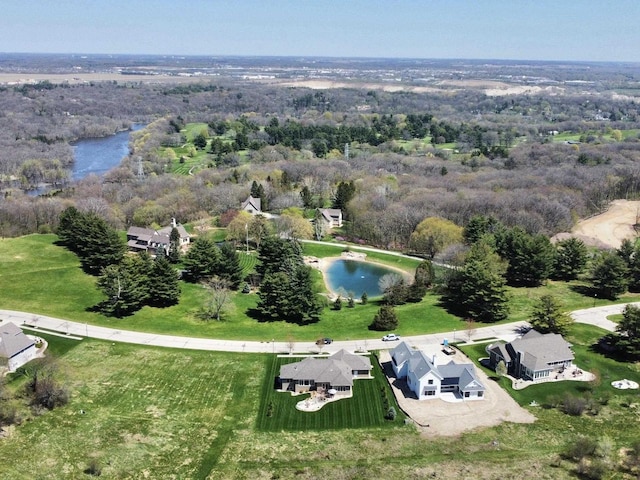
369,305 -> 398,331
561,394 -> 587,416
333,296 -> 342,311
385,406 -> 397,421
84,459 -> 102,477
563,435 -> 598,461
361,292 -> 368,305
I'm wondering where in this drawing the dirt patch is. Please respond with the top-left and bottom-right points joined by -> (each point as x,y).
554,199 -> 640,249
379,348 -> 535,438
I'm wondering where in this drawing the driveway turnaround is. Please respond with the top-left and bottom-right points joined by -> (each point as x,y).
0,303 -> 629,354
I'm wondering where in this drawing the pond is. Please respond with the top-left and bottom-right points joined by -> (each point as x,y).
324,259 -> 403,298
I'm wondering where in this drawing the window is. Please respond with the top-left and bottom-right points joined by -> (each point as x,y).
464,392 -> 470,398
428,379 -> 433,385
478,391 -> 484,397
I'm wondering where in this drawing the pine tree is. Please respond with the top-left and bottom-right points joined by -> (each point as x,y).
217,242 -> 244,289
553,238 -> 588,280
148,255 -> 180,307
369,305 -> 398,331
168,227 -> 181,264
97,261 -> 148,317
530,295 -> 573,335
591,251 -> 628,300
182,237 -> 220,282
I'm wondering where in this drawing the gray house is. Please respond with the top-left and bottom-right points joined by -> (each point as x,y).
126,218 -> 190,256
278,350 -> 372,393
487,330 -> 574,381
0,322 -> 37,372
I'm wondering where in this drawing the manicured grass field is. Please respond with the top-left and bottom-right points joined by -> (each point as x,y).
2,234 -> 639,344
256,353 -> 405,431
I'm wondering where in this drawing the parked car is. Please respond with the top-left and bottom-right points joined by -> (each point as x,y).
322,337 -> 333,344
442,346 -> 456,355
382,334 -> 400,342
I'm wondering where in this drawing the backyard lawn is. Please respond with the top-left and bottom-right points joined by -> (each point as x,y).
256,353 -> 405,431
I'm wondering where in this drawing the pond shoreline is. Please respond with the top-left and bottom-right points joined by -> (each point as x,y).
306,252 -> 413,299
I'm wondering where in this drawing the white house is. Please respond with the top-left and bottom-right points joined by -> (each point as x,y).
0,322 -> 37,372
241,195 -> 262,215
391,342 -> 485,401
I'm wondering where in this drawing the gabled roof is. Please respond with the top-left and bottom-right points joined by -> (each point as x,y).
127,226 -> 155,238
0,322 -> 35,359
487,342 -> 511,363
330,349 -> 372,371
390,341 -> 414,366
319,208 -> 342,222
408,351 -> 442,381
279,357 -> 353,387
242,195 -> 261,212
509,330 -> 574,372
439,361 -> 485,392
157,224 -> 190,239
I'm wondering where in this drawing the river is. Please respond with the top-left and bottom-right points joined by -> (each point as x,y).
71,123 -> 145,180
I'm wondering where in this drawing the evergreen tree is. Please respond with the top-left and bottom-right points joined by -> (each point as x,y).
607,304 -> 640,360
627,243 -> 640,291
182,237 -> 220,282
591,251 -> 628,300
369,305 -> 399,331
217,242 -> 244,289
74,213 -> 126,275
56,206 -> 82,251
530,295 -> 573,335
463,215 -> 500,245
332,180 -> 356,212
256,237 -> 302,277
444,241 -> 509,323
97,260 -> 148,317
553,238 -> 588,280
333,296 -> 343,311
148,255 -> 180,307
300,186 -> 314,209
361,292 -> 368,305
168,227 -> 181,264
496,227 -> 555,287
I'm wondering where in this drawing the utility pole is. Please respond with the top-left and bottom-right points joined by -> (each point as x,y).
245,223 -> 249,254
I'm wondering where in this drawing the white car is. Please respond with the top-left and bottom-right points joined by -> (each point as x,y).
381,334 -> 400,342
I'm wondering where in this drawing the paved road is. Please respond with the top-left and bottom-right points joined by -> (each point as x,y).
0,303 -> 628,355
570,302 -> 639,332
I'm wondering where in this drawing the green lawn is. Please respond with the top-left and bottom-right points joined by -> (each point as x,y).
2,234 -> 639,344
256,353 -> 405,431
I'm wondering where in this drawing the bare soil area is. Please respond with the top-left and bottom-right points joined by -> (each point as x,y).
555,199 -> 640,249
378,348 -> 535,438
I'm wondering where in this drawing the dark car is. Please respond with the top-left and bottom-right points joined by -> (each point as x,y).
322,337 -> 333,344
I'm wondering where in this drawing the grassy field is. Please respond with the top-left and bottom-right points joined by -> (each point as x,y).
2,325 -> 639,479
256,353 -> 405,431
2,234 -> 640,345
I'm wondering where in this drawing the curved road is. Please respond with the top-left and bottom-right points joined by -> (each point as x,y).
1,303 -> 630,355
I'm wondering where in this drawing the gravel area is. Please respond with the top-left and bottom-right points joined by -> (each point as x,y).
379,347 -> 536,438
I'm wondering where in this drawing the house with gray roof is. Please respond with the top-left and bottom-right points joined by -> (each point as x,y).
487,329 -> 574,381
0,322 -> 37,372
391,342 -> 485,401
241,195 -> 262,215
317,208 -> 343,228
126,218 -> 190,256
278,350 -> 372,393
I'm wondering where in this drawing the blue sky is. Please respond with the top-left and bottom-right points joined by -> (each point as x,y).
1,0 -> 639,62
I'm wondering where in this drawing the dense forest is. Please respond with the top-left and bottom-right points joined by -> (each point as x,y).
1,61 -> 640,248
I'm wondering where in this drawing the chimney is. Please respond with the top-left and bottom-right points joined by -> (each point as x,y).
171,218 -> 177,228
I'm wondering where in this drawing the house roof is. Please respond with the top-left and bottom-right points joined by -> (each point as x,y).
320,208 -> 342,222
487,342 -> 512,363
278,351 -> 372,388
0,322 -> 35,359
242,195 -> 261,212
509,330 -> 574,373
439,361 -> 485,392
408,351 -> 443,381
157,224 -> 190,239
390,341 -> 414,366
279,357 -> 353,387
330,349 -> 373,371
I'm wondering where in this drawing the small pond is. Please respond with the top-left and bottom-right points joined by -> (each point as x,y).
324,259 -> 403,298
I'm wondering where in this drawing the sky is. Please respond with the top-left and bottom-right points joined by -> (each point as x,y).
1,0 -> 639,63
